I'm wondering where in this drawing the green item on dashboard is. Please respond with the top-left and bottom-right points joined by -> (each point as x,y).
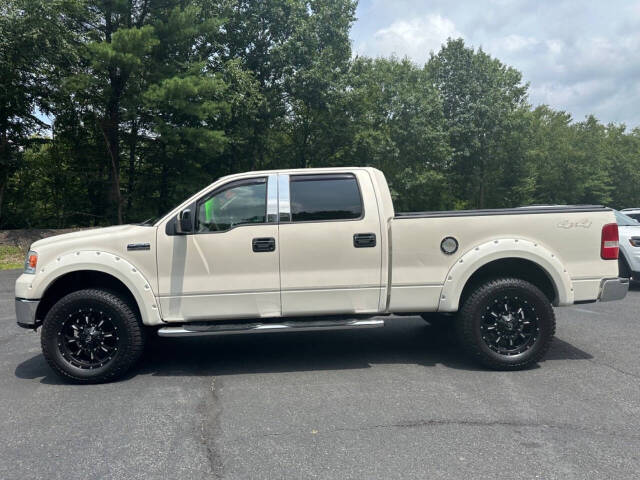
204,197 -> 214,222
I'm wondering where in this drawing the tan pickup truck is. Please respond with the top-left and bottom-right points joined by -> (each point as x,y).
15,167 -> 628,382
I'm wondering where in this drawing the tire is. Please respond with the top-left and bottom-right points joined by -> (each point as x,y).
455,278 -> 555,370
41,289 -> 145,383
619,255 -> 632,279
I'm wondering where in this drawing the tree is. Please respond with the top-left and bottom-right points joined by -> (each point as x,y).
215,0 -> 357,170
61,0 -> 160,223
337,56 -> 452,210
0,0 -> 81,224
607,126 -> 640,209
427,38 -> 529,208
2,2 -> 639,229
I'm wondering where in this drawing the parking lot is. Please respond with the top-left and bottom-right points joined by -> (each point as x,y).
1,268 -> 639,479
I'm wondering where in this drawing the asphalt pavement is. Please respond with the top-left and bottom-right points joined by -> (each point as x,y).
1,269 -> 639,479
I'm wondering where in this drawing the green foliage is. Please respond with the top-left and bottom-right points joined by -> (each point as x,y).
337,57 -> 452,210
427,38 -> 530,208
2,3 -> 639,229
0,245 -> 23,270
0,0 -> 83,221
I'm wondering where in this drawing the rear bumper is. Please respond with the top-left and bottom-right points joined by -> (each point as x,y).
15,298 -> 40,329
598,277 -> 629,302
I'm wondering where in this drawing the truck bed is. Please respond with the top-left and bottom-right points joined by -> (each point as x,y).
388,205 -> 618,312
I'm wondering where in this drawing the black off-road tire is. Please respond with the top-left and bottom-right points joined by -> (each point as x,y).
619,255 -> 632,279
455,278 -> 556,370
41,289 -> 145,383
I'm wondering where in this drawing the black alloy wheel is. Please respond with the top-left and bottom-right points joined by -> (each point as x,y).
455,277 -> 555,370
58,308 -> 120,369
41,289 -> 145,383
480,295 -> 539,356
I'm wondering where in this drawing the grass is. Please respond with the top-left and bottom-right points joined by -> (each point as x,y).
0,245 -> 24,270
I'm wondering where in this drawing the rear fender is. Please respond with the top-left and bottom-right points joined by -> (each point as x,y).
437,238 -> 573,312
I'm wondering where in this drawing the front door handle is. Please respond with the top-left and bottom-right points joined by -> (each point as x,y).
353,233 -> 376,248
252,237 -> 276,252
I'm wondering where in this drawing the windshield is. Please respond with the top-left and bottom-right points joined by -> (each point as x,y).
614,210 -> 640,226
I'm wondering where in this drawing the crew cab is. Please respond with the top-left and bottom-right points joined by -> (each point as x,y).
15,167 -> 629,382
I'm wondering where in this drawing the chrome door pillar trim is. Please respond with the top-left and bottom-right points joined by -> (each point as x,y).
267,174 -> 278,222
278,174 -> 291,222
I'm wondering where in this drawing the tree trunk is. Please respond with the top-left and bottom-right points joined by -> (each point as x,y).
126,120 -> 137,219
0,128 -> 9,224
478,168 -> 486,208
100,4 -> 124,224
99,111 -> 123,224
159,154 -> 169,216
0,173 -> 6,225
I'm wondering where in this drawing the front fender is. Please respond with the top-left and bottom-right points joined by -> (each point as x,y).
18,250 -> 162,326
437,238 -> 573,312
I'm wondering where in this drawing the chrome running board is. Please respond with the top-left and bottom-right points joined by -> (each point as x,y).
157,318 -> 385,337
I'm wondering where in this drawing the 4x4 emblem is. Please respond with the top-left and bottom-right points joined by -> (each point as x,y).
557,219 -> 592,229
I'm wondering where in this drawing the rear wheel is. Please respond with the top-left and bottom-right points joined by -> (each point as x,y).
41,289 -> 145,383
455,278 -> 555,370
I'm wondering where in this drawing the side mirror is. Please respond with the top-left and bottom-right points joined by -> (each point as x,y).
175,208 -> 193,234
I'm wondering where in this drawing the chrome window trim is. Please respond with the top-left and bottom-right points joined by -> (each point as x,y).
278,174 -> 291,222
267,174 -> 278,223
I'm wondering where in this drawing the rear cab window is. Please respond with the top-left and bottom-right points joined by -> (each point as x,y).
289,174 -> 363,222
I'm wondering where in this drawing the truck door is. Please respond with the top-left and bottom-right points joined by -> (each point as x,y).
277,170 -> 383,316
156,175 -> 281,321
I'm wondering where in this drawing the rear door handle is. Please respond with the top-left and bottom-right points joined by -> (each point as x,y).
353,233 -> 376,248
252,237 -> 276,252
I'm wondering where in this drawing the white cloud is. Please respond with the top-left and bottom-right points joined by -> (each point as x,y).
361,14 -> 461,64
351,0 -> 640,125
501,34 -> 538,52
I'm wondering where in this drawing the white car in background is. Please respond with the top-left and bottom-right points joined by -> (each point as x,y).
621,208 -> 640,222
615,210 -> 640,280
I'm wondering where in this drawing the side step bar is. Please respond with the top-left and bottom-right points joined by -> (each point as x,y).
157,318 -> 385,337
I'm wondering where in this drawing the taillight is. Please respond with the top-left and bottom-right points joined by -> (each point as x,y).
601,223 -> 619,260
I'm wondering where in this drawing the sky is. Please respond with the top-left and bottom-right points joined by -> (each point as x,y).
350,0 -> 640,127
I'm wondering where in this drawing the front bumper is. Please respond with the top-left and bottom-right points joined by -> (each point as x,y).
598,277 -> 629,302
15,298 -> 40,329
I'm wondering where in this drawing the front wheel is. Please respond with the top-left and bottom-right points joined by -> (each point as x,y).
455,278 -> 556,370
41,289 -> 145,383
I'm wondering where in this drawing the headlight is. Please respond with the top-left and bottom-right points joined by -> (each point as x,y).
24,250 -> 38,274
630,237 -> 640,247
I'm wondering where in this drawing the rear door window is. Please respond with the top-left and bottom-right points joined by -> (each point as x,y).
289,174 -> 363,222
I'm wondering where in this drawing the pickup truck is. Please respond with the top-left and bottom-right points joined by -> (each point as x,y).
15,167 -> 629,382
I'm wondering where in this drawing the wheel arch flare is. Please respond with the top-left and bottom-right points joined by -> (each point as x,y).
438,238 -> 573,312
26,250 -> 163,326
